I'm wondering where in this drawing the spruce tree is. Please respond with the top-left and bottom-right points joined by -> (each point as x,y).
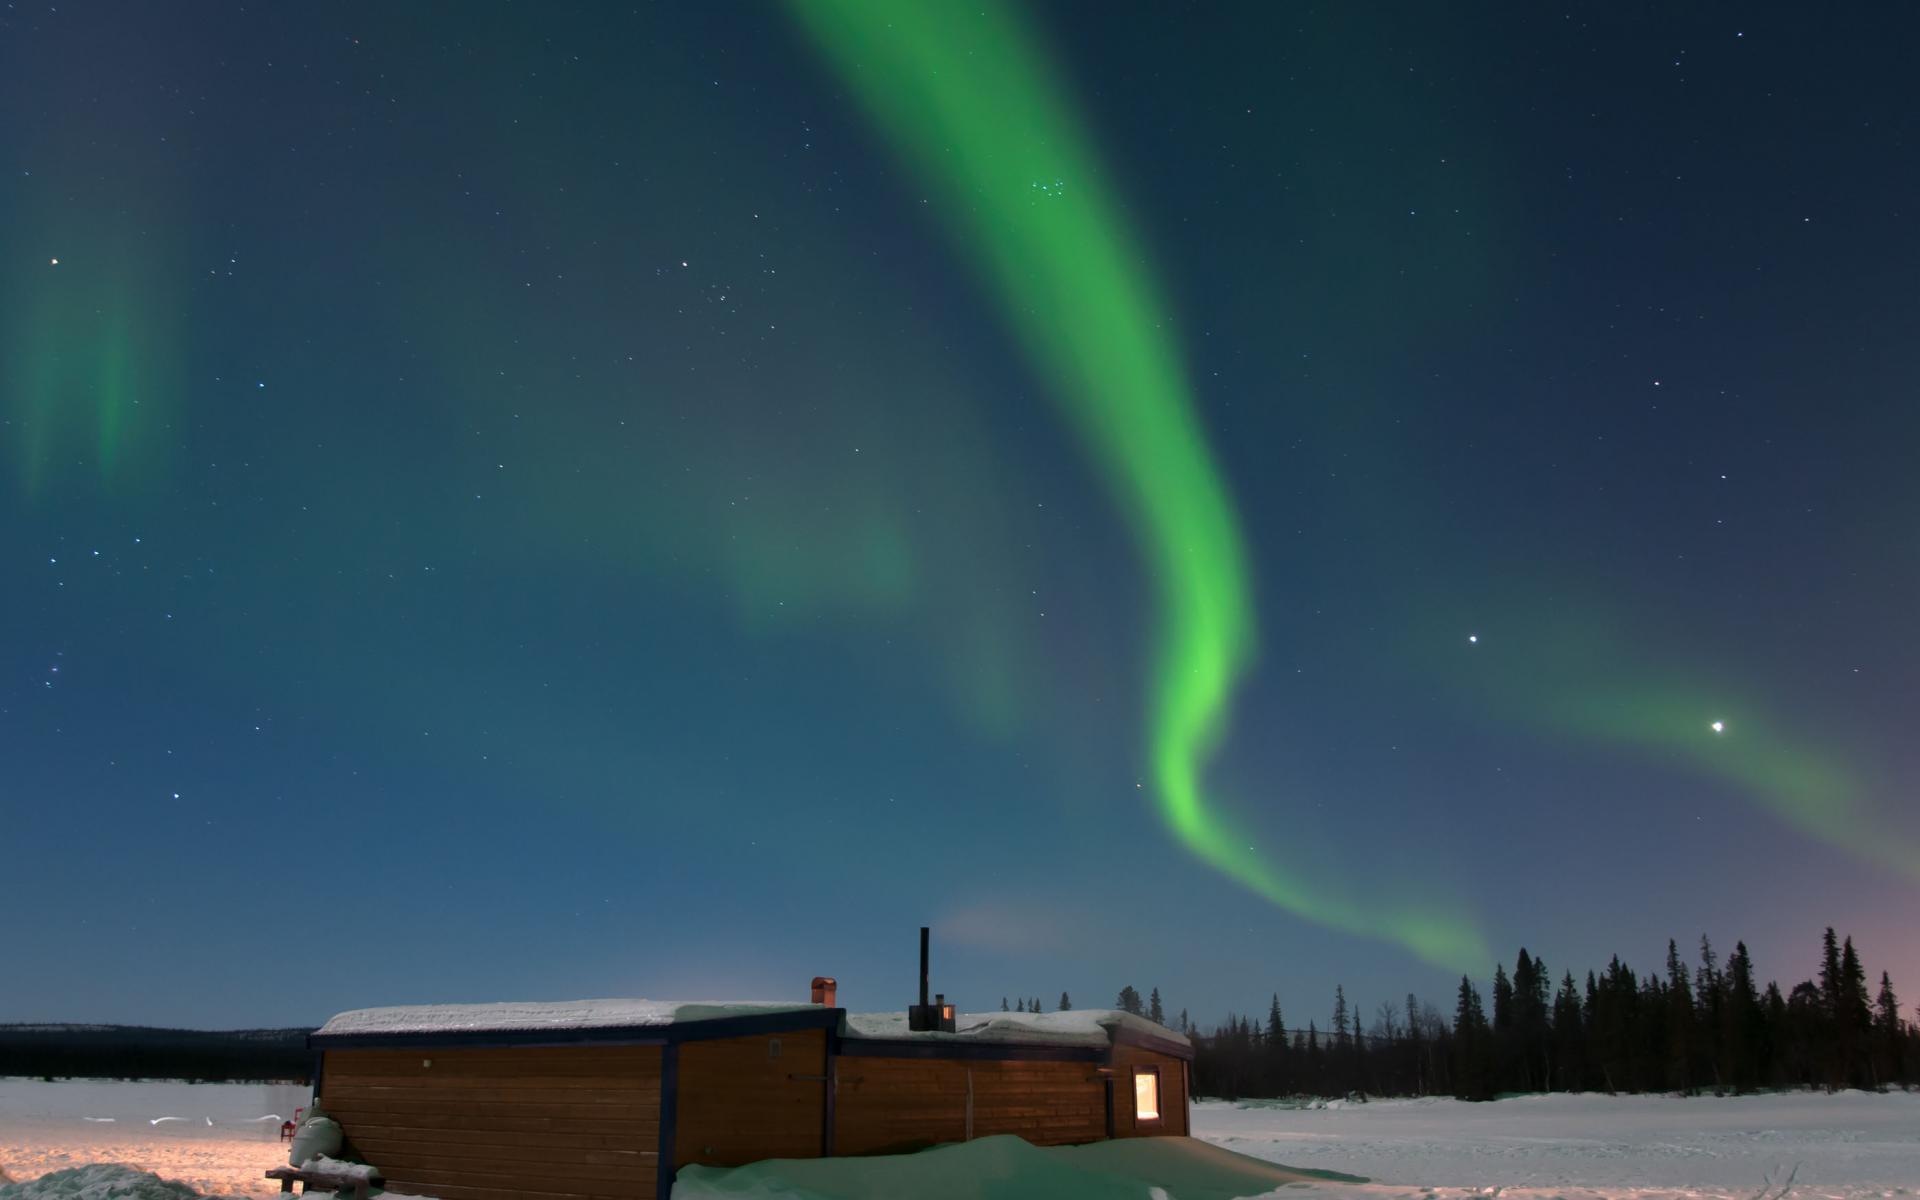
1762,981 -> 1789,1087
1695,936 -> 1727,1088
1059,992 -> 1072,1012
1552,971 -> 1584,1091
1872,972 -> 1901,1086
1453,976 -> 1491,1099
1839,937 -> 1872,1086
1149,988 -> 1165,1026
1664,938 -> 1695,1092
1723,942 -> 1762,1090
1304,1021 -> 1323,1094
1015,997 -> 1025,1013
1820,927 -> 1843,1015
1116,985 -> 1143,1016
1513,950 -> 1549,1091
1816,930 -> 1844,1087
1001,996 -> 1010,1012
1491,965 -> 1513,1033
1489,965 -> 1514,1092
1787,980 -> 1824,1088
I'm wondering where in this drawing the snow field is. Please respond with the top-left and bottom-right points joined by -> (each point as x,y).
1,1078 -> 1915,1198
1194,1090 -> 1920,1199
0,1080 -> 307,1199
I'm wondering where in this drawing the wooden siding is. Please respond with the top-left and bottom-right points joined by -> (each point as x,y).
1110,1044 -> 1189,1137
673,1029 -> 826,1169
321,1046 -> 661,1200
833,1057 -> 1107,1156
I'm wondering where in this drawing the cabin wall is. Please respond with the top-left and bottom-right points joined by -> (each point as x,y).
832,1056 -> 1107,1156
321,1046 -> 661,1200
316,1027 -> 1190,1200
674,1028 -> 827,1169
1109,1043 -> 1189,1137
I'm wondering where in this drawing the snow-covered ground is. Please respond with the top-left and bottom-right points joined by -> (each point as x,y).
0,1078 -> 1915,1198
0,1079 -> 308,1198
1194,1090 -> 1920,1199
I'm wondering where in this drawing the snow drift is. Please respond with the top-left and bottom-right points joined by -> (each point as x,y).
671,1134 -> 1356,1200
0,1165 -> 239,1200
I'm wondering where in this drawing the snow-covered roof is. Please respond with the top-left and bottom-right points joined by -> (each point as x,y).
843,1009 -> 1189,1050
314,999 -> 1189,1055
315,999 -> 818,1038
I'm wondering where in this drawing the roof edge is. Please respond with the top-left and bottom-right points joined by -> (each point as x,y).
1110,1024 -> 1195,1061
308,1006 -> 840,1050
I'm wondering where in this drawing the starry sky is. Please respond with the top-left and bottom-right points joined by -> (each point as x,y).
5,2 -> 1918,1031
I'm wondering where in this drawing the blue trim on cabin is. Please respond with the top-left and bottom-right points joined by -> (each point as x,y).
308,1006 -> 841,1051
834,1037 -> 1105,1063
657,1043 -> 679,1200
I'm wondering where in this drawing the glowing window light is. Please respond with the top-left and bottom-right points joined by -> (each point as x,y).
1134,1068 -> 1161,1122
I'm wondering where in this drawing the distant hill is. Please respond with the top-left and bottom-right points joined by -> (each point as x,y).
0,1023 -> 316,1082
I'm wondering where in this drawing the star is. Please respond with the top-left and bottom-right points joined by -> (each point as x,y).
1468,633 -> 1479,644
1710,720 -> 1725,734
49,257 -> 58,265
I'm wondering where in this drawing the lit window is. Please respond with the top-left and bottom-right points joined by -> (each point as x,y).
1134,1068 -> 1161,1122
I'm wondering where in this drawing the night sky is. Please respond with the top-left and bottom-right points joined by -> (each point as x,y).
5,3 -> 1917,1031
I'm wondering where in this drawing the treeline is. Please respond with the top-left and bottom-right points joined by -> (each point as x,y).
997,986 -> 1190,1032
0,1024 -> 315,1082
1190,929 -> 1919,1100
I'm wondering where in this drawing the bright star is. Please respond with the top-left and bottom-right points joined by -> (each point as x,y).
1710,720 -> 1725,734
1468,634 -> 1479,644
49,257 -> 58,265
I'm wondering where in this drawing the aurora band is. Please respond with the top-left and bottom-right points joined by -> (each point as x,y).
788,0 -> 1488,968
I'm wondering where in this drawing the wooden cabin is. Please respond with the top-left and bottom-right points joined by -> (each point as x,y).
307,998 -> 1192,1200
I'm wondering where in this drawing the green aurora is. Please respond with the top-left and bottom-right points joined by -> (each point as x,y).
1425,599 -> 1920,886
6,242 -> 173,496
789,0 -> 1489,968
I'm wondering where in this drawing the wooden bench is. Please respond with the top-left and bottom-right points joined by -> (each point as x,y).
265,1165 -> 381,1200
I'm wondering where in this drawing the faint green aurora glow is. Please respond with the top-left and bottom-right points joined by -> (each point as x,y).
1439,602 -> 1920,885
1554,686 -> 1918,883
5,231 -> 172,495
790,0 -> 1489,967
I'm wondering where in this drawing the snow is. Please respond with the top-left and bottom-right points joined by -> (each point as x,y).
316,1000 -> 1187,1051
315,999 -> 817,1038
673,1133 -> 1337,1200
0,1165 -> 243,1200
2,1077 -> 1916,1199
841,1009 -> 1188,1049
0,1079 -> 308,1198
1192,1089 -> 1920,1199
291,1159 -> 376,1183
673,1093 -> 1920,1200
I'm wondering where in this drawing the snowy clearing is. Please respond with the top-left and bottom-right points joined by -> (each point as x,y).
0,1079 -> 307,1198
0,1078 -> 1915,1198
1193,1090 -> 1920,1199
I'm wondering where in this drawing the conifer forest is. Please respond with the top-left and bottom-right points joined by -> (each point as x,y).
1119,929 -> 1917,1100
